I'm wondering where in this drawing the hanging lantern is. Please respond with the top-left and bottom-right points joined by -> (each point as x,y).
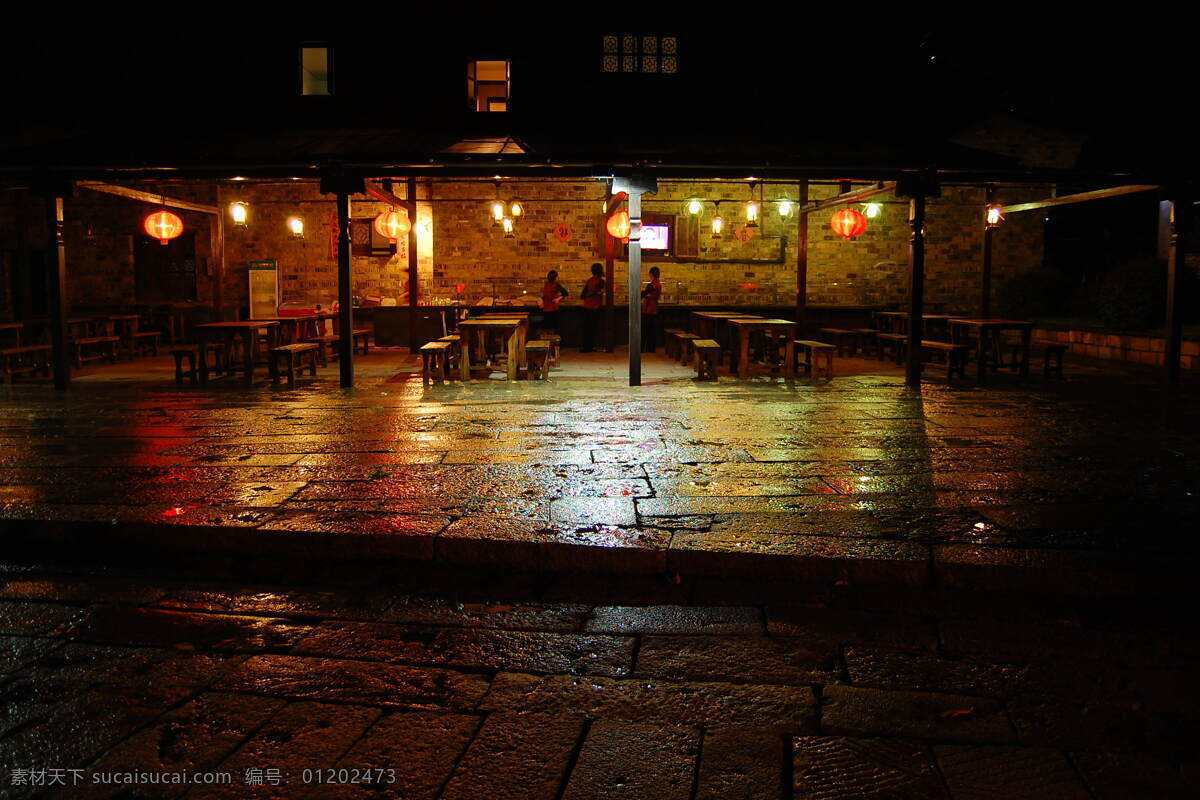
684,198 -> 704,216
144,210 -> 183,245
373,208 -> 411,243
501,216 -> 516,238
985,204 -> 1004,229
711,214 -> 724,238
830,208 -> 868,240
606,210 -> 630,240
491,200 -> 506,223
287,217 -> 305,239
745,200 -> 760,228
863,202 -> 882,219
509,200 -> 524,218
229,201 -> 248,227
776,199 -> 794,218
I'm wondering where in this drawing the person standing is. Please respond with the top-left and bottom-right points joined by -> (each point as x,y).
640,266 -> 662,353
580,263 -> 605,353
541,269 -> 569,333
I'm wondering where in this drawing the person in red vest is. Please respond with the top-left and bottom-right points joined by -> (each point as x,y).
580,263 -> 605,352
640,266 -> 662,353
540,269 -> 569,332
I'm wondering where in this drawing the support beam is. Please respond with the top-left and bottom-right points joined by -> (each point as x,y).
76,181 -> 219,215
627,191 -> 642,386
45,195 -> 70,390
801,182 -> 896,215
364,180 -> 406,209
981,186 -> 994,317
406,178 -> 420,353
905,195 -> 927,388
210,210 -> 225,321
1165,193 -> 1189,388
335,192 -> 354,388
795,181 -> 809,330
1001,185 -> 1160,214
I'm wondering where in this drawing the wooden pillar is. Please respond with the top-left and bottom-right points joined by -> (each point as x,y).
1165,192 -> 1189,388
406,177 -> 420,352
45,194 -> 70,390
981,186 -> 994,318
604,235 -> 616,354
210,209 -> 225,322
627,190 -> 642,386
336,192 -> 354,387
795,181 -> 809,331
905,195 -> 927,388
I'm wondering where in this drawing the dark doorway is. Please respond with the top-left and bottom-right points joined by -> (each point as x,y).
135,232 -> 197,303
5,248 -> 49,319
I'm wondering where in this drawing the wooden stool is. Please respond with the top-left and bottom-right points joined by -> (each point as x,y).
133,330 -> 161,357
73,336 -> 119,368
525,340 -> 551,380
270,343 -> 320,388
818,328 -> 858,357
663,328 -> 684,360
300,335 -> 339,367
1,345 -> 52,383
693,338 -> 721,381
437,335 -> 461,372
674,332 -> 699,364
875,333 -> 908,364
537,332 -> 562,366
351,329 -> 371,355
170,346 -> 199,384
794,340 -> 836,378
1042,343 -> 1067,378
921,340 -> 969,380
851,328 -> 877,357
420,341 -> 450,384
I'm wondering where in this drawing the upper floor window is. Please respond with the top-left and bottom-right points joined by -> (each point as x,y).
300,46 -> 332,95
467,60 -> 510,111
603,35 -> 677,74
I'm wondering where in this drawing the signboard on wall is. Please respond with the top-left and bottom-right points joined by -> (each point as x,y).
248,260 -> 278,318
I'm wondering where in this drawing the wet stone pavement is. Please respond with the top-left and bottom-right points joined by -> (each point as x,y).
0,558 -> 1197,798
1,351 -> 1199,591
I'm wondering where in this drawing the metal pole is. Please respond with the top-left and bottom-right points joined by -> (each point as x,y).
1165,195 -> 1188,388
981,186 -> 994,318
905,195 -> 927,388
795,181 -> 809,331
336,192 -> 354,388
46,195 -> 70,390
628,191 -> 642,386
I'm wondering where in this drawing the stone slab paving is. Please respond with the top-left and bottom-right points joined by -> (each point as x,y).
2,351 -> 1199,595
0,558 -> 1196,798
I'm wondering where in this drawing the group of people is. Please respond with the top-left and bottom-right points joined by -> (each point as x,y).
539,264 -> 662,353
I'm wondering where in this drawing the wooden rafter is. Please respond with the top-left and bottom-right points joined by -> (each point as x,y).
1001,185 -> 1160,214
364,180 -> 413,210
800,182 -> 897,214
76,181 -> 219,215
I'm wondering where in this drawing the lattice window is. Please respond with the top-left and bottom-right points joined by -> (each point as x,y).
603,34 -> 678,74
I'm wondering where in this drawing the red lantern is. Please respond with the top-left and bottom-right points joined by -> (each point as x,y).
830,208 -> 868,240
606,210 -> 630,241
144,210 -> 183,245
373,208 -> 411,243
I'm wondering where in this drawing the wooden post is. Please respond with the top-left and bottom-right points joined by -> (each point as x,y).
981,186 -> 994,318
627,190 -> 642,386
905,195 -> 927,388
795,181 -> 809,331
406,178 -> 420,352
604,234 -> 616,354
336,192 -> 354,387
45,194 -> 70,390
210,209 -> 225,321
1165,192 -> 1189,388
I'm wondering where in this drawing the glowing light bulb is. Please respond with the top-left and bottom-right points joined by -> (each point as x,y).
501,216 -> 515,237
864,202 -> 882,219
491,201 -> 506,223
777,200 -> 793,217
288,217 -> 304,238
229,201 -> 248,227
986,204 -> 1004,227
509,200 -> 524,218
711,215 -> 724,238
746,201 -> 760,227
686,198 -> 703,215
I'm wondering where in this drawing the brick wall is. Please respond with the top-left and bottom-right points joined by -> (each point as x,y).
1037,328 -> 1200,371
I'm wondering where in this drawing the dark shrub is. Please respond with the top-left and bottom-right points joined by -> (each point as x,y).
1093,258 -> 1175,331
995,268 -> 1075,319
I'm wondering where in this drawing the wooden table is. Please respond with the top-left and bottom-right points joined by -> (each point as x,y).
873,312 -> 957,338
727,318 -> 797,378
457,318 -> 524,381
948,318 -> 1034,381
468,314 -> 530,369
106,314 -> 141,357
195,321 -> 280,385
690,310 -> 755,339
250,316 -> 320,345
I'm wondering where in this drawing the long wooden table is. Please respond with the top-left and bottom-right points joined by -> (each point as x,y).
456,318 -> 524,381
195,321 -> 280,385
727,318 -> 797,378
690,310 -> 757,339
249,316 -> 320,345
948,318 -> 1033,381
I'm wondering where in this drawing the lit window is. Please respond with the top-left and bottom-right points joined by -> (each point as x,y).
603,35 -> 677,74
300,46 -> 332,96
467,60 -> 510,112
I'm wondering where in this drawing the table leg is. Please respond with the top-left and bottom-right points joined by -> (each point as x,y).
506,328 -> 518,381
784,334 -> 795,378
243,330 -> 255,386
460,333 -> 472,381
198,335 -> 210,383
1020,327 -> 1031,380
976,330 -> 988,383
739,330 -> 750,379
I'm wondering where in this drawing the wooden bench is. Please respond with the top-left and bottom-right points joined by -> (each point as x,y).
1,345 -> 51,383
851,328 -> 878,357
662,328 -> 685,360
270,343 -> 320,388
352,329 -> 371,355
73,336 -> 119,368
818,328 -> 858,357
436,335 -> 462,372
693,338 -> 721,381
133,330 -> 161,357
169,343 -> 227,385
672,331 -> 700,364
1041,342 -> 1067,378
875,332 -> 907,363
536,331 -> 562,366
794,339 -> 836,379
419,341 -> 451,384
300,335 -> 338,367
920,340 -> 969,380
525,340 -> 551,380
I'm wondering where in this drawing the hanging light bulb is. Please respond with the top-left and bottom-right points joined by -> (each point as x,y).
501,216 -> 515,238
863,202 -> 882,219
509,200 -> 524,218
491,200 -> 506,224
229,201 -> 248,227
985,204 -> 1004,228
684,197 -> 704,216
745,200 -> 760,228
288,217 -> 305,239
711,204 -> 724,239
776,199 -> 794,218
